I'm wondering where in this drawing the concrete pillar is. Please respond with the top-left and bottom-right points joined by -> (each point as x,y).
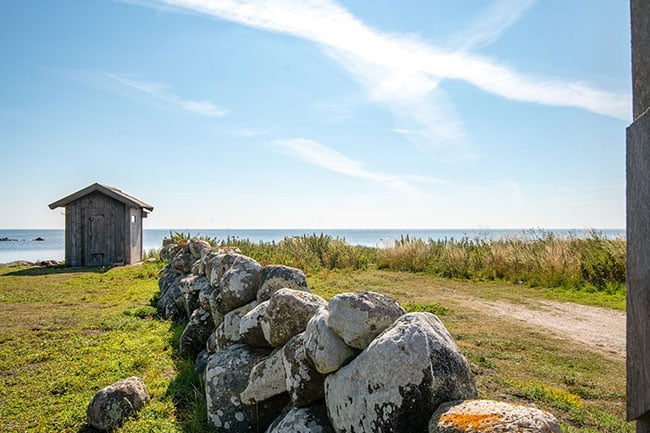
628,1 -> 650,432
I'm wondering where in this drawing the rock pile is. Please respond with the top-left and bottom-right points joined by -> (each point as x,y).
157,238 -> 561,433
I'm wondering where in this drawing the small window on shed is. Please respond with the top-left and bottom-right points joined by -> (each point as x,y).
131,215 -> 136,224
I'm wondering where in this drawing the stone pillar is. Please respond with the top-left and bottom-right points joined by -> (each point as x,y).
628,1 -> 650,432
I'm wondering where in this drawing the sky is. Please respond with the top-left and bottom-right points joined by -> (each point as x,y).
0,0 -> 631,229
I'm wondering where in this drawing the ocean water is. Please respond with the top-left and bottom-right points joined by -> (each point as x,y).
0,229 -> 66,263
0,228 -> 625,264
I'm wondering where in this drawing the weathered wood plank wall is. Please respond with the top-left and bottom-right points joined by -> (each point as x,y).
65,192 -> 127,266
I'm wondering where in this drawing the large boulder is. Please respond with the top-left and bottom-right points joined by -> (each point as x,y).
214,255 -> 263,314
86,376 -> 150,431
212,323 -> 231,352
160,242 -> 179,262
325,313 -> 477,433
265,403 -> 335,433
239,301 -> 272,347
205,344 -> 288,432
195,349 -> 209,381
327,291 -> 406,349
188,238 -> 212,260
202,247 -> 242,279
157,269 -> 185,322
191,260 -> 201,276
207,292 -> 225,326
304,307 -> 358,374
257,265 -> 310,302
207,329 -> 219,354
158,264 -> 178,294
213,301 -> 259,352
179,274 -> 208,318
201,248 -> 221,278
262,289 -> 328,347
224,301 -> 259,343
171,251 -> 194,275
208,252 -> 244,288
198,278 -> 217,313
179,307 -> 216,359
199,277 -> 223,326
240,349 -> 287,404
429,400 -> 562,433
283,333 -> 327,407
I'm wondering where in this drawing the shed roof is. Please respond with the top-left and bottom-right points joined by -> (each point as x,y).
48,183 -> 154,212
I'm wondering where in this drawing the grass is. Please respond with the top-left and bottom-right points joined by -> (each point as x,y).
0,262 -> 209,433
376,231 -> 625,293
0,257 -> 630,432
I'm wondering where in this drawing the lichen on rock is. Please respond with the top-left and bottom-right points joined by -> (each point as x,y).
86,376 -> 150,431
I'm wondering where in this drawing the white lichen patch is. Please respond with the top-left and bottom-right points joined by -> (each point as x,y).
223,268 -> 252,296
241,350 -> 286,404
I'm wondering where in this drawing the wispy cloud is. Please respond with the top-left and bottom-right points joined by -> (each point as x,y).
272,138 -> 443,199
135,0 -> 630,152
105,72 -> 228,117
448,0 -> 537,51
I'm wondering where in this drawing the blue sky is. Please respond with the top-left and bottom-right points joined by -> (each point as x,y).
0,0 -> 630,229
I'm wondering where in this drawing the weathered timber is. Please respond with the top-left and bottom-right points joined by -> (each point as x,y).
632,0 -> 650,120
627,111 -> 650,425
49,183 -> 153,267
629,1 -> 650,430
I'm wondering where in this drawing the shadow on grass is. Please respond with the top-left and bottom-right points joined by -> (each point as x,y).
74,320 -> 206,433
2,265 -> 109,277
164,320 -> 211,433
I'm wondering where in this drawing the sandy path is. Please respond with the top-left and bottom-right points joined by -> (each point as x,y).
466,298 -> 626,358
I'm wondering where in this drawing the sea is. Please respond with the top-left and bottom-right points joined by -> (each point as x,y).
0,228 -> 625,264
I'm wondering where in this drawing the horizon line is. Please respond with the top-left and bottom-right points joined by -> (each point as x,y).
0,226 -> 626,231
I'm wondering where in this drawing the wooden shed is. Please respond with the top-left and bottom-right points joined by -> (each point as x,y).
49,183 -> 154,267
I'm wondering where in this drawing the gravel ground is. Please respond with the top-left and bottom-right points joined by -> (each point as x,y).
467,298 -> 625,358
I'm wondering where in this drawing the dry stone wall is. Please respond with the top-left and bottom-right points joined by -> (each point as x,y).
157,238 -> 561,433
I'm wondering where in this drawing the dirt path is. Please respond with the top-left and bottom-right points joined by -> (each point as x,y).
465,298 -> 626,358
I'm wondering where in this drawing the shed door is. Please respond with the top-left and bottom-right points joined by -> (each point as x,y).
83,208 -> 106,266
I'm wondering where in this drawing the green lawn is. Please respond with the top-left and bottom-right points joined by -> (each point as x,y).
0,263 -> 631,432
0,262 -> 208,433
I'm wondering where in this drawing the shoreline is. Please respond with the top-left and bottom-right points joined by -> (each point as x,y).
0,259 -> 62,267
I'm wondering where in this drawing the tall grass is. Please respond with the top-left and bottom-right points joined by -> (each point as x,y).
163,231 -> 625,292
377,231 -> 625,292
211,233 -> 378,273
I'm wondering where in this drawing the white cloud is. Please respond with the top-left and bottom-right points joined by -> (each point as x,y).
448,0 -> 537,51
104,72 -> 228,117
142,0 -> 630,150
272,138 -> 438,199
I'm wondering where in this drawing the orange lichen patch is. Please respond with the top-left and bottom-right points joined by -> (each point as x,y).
439,412 -> 501,430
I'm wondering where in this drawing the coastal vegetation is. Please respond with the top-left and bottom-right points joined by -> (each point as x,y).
165,230 -> 626,309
